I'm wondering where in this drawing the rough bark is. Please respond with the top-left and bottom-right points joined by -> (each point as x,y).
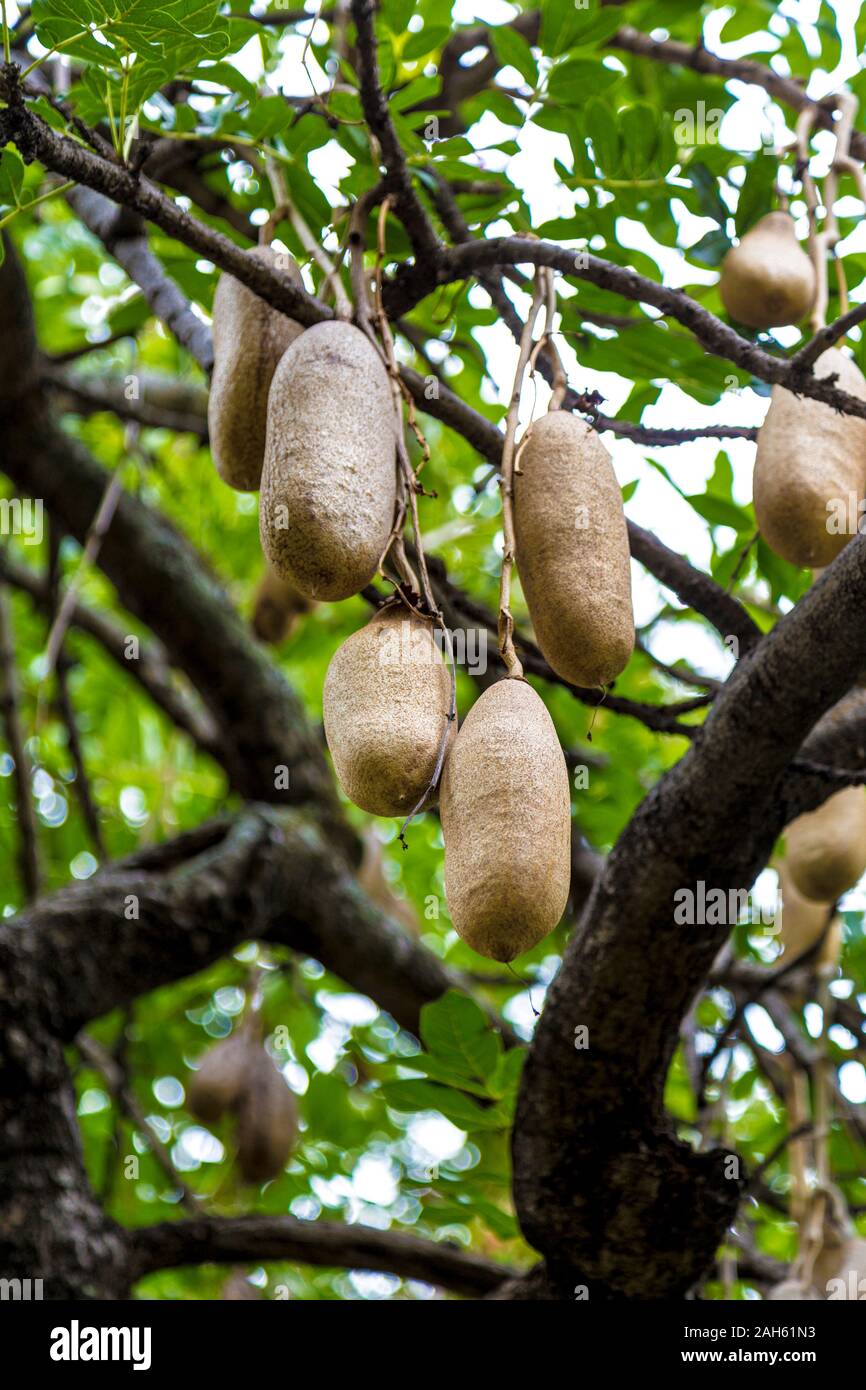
513,530 -> 866,1298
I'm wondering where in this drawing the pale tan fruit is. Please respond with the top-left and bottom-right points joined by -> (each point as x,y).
811,1231 -> 866,1299
766,1278 -> 820,1301
260,321 -> 396,601
786,786 -> 866,902
323,605 -> 454,817
186,1033 -> 248,1124
440,678 -> 571,962
719,211 -> 816,328
251,562 -> 314,644
208,246 -> 303,491
236,1049 -> 298,1184
514,411 -> 633,688
774,858 -> 841,968
753,348 -> 866,568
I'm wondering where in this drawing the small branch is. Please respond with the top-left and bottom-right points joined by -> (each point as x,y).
0,581 -> 40,900
47,524 -> 105,859
76,1031 -> 197,1211
42,462 -> 125,683
351,0 -> 441,262
67,187 -> 214,374
0,549 -> 222,766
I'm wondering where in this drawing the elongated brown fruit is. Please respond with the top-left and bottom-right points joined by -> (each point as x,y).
208,246 -> 303,491
774,858 -> 841,968
719,211 -> 816,328
514,411 -> 633,688
323,606 -> 454,817
785,786 -> 866,902
441,679 -> 571,961
251,562 -> 314,644
753,348 -> 866,567
260,321 -> 396,600
236,1049 -> 298,1184
186,1033 -> 248,1124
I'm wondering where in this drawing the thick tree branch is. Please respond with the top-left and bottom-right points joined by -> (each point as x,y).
43,363 -> 210,438
513,530 -> 866,1298
129,1213 -> 514,1297
1,806 -> 501,1042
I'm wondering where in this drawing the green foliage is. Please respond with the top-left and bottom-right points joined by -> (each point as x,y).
2,0 -> 864,1302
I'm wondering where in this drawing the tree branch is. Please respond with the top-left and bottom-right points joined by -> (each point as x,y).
129,1212 -> 515,1297
0,549 -> 222,764
513,529 -> 866,1298
67,187 -> 214,374
43,363 -> 210,438
351,0 -> 441,263
609,25 -> 866,163
1,806 -> 503,1042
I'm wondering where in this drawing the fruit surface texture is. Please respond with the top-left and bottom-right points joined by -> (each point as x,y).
514,411 -> 634,688
208,245 -> 303,491
719,211 -> 816,328
441,678 -> 571,961
753,348 -> 866,568
323,605 -> 454,817
260,321 -> 396,600
786,785 -> 866,902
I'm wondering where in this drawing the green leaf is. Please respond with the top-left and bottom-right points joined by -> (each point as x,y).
584,97 -> 621,175
397,1053 -> 490,1096
391,75 -> 441,112
684,493 -> 749,530
686,162 -> 729,227
196,61 -> 258,101
547,58 -> 620,104
244,95 -> 293,142
688,228 -> 732,267
618,103 -> 658,178
420,990 -> 502,1082
735,157 -> 778,238
380,1080 -> 508,1130
488,1046 -> 526,1101
542,1 -> 626,56
402,25 -> 450,62
490,27 -> 539,89
0,146 -> 25,210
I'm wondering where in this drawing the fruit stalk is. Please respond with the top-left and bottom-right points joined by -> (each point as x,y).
498,271 -> 546,679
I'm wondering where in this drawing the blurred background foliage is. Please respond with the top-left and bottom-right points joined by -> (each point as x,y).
1,0 -> 865,1299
